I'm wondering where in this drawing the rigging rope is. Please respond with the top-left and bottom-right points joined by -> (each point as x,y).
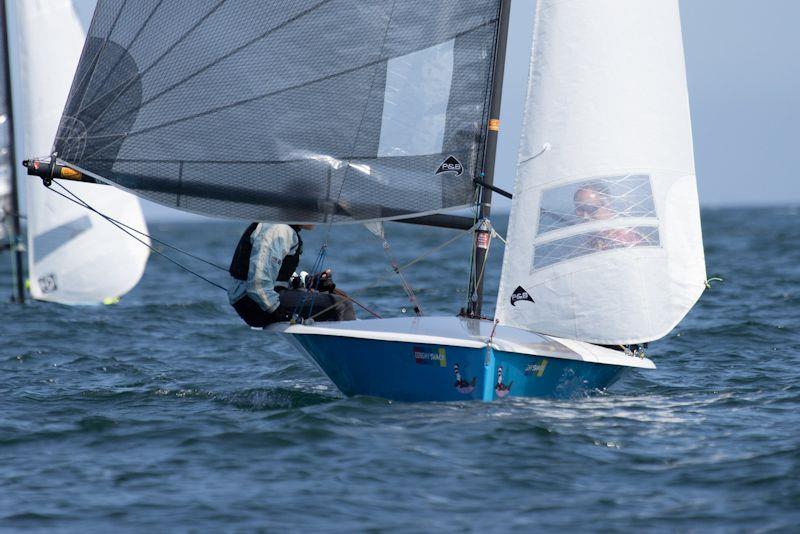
43,180 -> 480,317
490,227 -> 507,245
379,236 -> 423,316
48,181 -> 229,292
308,222 -> 479,321
54,183 -> 228,272
294,0 -> 399,322
464,202 -> 481,312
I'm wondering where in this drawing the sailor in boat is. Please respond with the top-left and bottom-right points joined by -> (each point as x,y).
228,223 -> 355,327
573,182 -> 645,249
573,184 -> 648,355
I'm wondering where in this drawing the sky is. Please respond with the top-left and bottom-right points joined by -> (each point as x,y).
12,0 -> 800,221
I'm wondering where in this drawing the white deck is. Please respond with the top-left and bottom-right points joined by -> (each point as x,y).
267,316 -> 655,370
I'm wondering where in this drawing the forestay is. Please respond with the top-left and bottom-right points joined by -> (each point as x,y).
13,0 -> 149,304
52,0 -> 503,223
495,0 -> 706,345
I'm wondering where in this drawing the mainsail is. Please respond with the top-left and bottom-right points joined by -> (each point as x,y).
495,0 -> 706,345
12,0 -> 149,304
50,0 -> 503,223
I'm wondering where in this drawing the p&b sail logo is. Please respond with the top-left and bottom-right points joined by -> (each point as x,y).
435,155 -> 463,176
510,285 -> 534,306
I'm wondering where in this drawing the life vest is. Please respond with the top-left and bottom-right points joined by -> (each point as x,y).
229,223 -> 303,283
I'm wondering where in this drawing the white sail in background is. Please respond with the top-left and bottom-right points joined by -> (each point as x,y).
0,80 -> 10,246
11,0 -> 149,304
0,1 -> 12,247
495,0 -> 705,345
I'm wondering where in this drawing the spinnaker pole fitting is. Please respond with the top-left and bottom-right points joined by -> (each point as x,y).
22,158 -> 84,186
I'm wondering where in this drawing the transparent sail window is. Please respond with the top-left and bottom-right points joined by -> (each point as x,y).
537,175 -> 657,236
378,40 -> 455,157
532,226 -> 661,270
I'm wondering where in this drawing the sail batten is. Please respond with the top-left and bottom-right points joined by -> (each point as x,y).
495,0 -> 705,345
53,0 -> 503,223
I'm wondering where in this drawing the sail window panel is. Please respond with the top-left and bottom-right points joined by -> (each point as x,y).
532,226 -> 661,271
537,174 -> 658,236
385,0 -> 502,57
378,40 -> 454,157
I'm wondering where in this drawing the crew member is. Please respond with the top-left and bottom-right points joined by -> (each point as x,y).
228,223 -> 355,327
573,183 -> 644,249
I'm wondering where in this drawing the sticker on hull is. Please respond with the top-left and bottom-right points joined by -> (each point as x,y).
414,346 -> 447,367
453,363 -> 476,394
524,359 -> 549,377
495,366 -> 513,398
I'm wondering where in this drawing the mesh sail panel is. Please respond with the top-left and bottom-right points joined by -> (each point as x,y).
54,0 -> 501,223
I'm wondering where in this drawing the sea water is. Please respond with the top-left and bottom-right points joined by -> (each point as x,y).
1,207 -> 798,531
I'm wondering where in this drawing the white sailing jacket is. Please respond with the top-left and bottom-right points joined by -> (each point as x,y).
228,224 -> 301,312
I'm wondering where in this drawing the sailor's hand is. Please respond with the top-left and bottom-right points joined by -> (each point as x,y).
306,269 -> 335,292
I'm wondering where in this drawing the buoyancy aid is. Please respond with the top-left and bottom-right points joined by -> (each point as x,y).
229,223 -> 303,283
229,223 -> 258,281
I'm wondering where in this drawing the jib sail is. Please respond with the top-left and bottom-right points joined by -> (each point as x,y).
495,0 -> 706,345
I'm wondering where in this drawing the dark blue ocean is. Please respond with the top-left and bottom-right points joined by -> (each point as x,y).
1,206 -> 798,531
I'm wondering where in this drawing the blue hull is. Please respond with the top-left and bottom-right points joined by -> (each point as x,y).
291,334 -> 626,402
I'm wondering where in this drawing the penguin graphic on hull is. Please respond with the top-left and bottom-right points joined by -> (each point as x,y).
495,366 -> 513,398
453,363 -> 477,394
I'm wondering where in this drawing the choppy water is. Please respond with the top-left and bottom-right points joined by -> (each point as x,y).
1,207 -> 799,531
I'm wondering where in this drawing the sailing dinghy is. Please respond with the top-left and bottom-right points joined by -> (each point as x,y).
23,0 -> 704,400
3,0 -> 149,305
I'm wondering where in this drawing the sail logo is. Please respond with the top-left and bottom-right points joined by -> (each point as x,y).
38,273 -> 58,294
435,155 -> 464,176
510,285 -> 534,306
524,359 -> 548,377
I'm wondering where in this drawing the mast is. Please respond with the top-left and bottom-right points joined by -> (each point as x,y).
1,0 -> 24,303
468,0 -> 510,318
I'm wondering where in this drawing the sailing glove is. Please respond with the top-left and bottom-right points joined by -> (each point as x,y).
306,269 -> 335,292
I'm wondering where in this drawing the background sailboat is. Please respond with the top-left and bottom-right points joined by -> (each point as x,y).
5,0 -> 149,305
26,0 -> 703,400
0,0 -> 23,302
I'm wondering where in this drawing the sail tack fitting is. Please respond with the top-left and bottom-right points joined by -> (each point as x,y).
23,158 -> 90,186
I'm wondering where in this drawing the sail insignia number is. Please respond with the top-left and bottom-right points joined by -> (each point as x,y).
435,155 -> 464,176
510,285 -> 534,306
38,273 -> 58,294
